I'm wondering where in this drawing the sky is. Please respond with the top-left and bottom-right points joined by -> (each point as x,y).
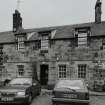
0,0 -> 105,32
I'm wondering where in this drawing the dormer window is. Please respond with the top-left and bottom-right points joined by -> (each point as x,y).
78,32 -> 87,46
38,31 -> 51,53
74,27 -> 91,47
15,34 -> 26,51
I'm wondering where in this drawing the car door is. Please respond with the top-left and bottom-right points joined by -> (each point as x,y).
32,81 -> 39,96
35,81 -> 41,94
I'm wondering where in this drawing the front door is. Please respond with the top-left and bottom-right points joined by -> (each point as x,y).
40,64 -> 49,85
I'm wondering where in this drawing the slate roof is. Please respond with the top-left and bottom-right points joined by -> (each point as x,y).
1,21 -> 105,44
0,31 -> 15,43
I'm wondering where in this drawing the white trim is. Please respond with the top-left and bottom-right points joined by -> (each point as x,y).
58,64 -> 67,79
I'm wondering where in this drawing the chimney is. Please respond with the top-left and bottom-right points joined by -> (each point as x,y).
13,10 -> 22,32
95,0 -> 102,23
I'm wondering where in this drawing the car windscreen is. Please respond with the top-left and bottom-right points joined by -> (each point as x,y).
55,80 -> 85,90
9,78 -> 32,85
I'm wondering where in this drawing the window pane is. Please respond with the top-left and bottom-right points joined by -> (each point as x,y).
59,65 -> 66,78
78,32 -> 87,46
17,65 -> 24,76
78,33 -> 87,37
41,40 -> 48,49
78,64 -> 86,79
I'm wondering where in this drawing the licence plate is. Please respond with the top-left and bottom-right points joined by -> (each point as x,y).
1,97 -> 14,101
63,94 -> 77,98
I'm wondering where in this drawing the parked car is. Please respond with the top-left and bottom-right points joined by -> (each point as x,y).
52,79 -> 89,105
0,77 -> 41,105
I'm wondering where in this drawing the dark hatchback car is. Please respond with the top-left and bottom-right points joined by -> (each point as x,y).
0,77 -> 41,104
52,79 -> 89,105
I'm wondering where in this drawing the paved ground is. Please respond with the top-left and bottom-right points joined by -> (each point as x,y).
90,96 -> 105,105
31,94 -> 52,105
31,90 -> 105,105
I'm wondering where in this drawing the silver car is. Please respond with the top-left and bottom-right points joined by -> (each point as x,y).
52,79 -> 89,105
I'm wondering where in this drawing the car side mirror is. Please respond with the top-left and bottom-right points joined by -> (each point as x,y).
32,82 -> 37,86
86,84 -> 89,90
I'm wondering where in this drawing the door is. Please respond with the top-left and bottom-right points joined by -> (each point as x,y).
40,64 -> 49,85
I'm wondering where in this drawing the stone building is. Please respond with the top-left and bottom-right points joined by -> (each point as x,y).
0,0 -> 105,90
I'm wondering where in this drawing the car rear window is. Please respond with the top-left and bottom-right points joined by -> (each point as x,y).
9,78 -> 32,85
55,80 -> 84,89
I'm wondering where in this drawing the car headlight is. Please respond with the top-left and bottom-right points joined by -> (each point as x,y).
17,91 -> 25,96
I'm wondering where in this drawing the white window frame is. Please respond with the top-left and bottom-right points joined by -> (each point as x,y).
78,64 -> 86,79
17,65 -> 24,76
16,36 -> 25,50
40,32 -> 50,51
41,39 -> 49,50
58,64 -> 67,79
78,32 -> 87,47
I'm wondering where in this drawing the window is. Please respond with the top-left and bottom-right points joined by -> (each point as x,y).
58,64 -> 66,78
0,45 -> 3,65
33,40 -> 41,50
78,32 -> 87,46
41,40 -> 49,50
94,66 -> 105,78
17,65 -> 24,76
39,31 -> 50,52
78,64 -> 86,78
16,36 -> 25,50
74,28 -> 90,47
18,42 -> 24,49
41,35 -> 49,50
17,37 -> 24,42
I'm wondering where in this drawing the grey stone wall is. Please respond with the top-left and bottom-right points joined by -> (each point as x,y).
1,44 -> 32,80
1,36 -> 105,89
48,37 -> 105,89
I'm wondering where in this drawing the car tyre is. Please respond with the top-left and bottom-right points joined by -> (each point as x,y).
103,84 -> 105,92
85,103 -> 89,105
52,101 -> 57,105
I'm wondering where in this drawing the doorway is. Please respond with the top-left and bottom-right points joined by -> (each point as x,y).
40,64 -> 49,85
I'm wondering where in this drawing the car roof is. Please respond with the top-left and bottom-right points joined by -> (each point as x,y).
11,77 -> 39,82
57,79 -> 85,82
54,79 -> 88,91
11,77 -> 32,81
12,77 -> 32,80
55,79 -> 86,87
15,76 -> 32,78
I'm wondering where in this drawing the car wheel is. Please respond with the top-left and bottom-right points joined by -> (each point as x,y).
52,101 -> 57,105
85,103 -> 89,105
103,84 -> 105,92
27,94 -> 32,105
